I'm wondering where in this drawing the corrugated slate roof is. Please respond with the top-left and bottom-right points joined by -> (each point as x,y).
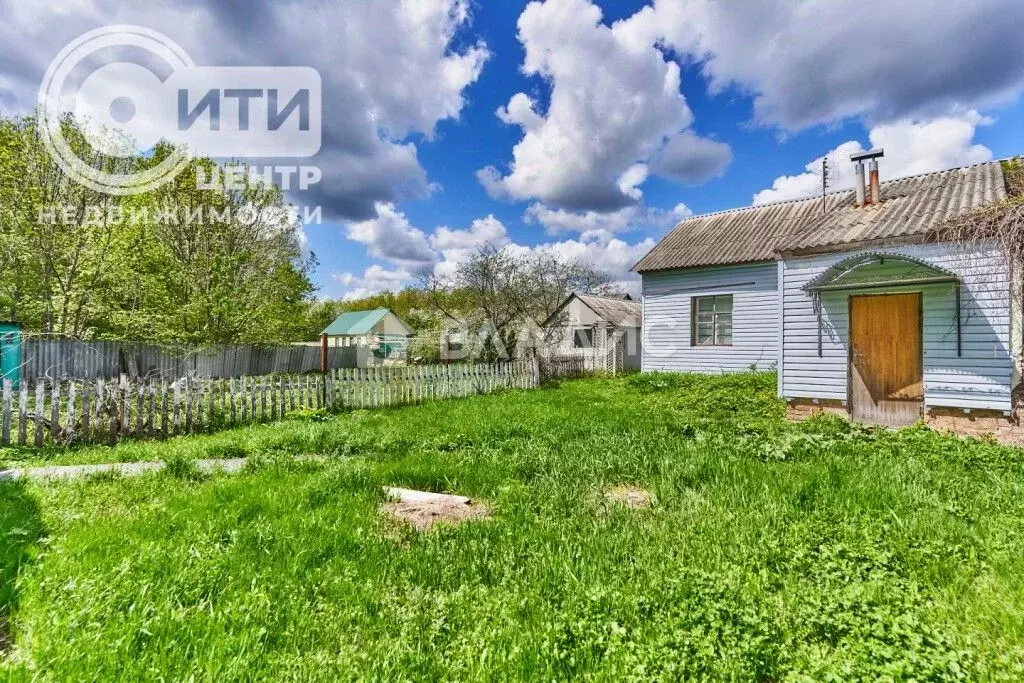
542,293 -> 642,328
576,293 -> 642,328
322,308 -> 390,336
633,161 -> 1007,273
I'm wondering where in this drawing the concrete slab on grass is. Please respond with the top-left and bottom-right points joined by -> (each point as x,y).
384,487 -> 472,506
0,457 -> 249,482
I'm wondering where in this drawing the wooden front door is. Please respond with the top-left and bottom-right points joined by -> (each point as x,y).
849,293 -> 923,425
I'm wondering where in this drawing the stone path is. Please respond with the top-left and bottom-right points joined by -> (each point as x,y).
0,458 -> 250,482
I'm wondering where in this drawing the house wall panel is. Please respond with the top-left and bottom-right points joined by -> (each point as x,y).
782,242 -> 1011,411
641,262 -> 778,373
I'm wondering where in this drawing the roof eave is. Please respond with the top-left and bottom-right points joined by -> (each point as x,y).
635,256 -> 777,275
775,232 -> 939,260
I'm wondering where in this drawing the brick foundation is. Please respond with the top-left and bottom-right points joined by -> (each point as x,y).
924,407 -> 1024,445
786,398 -> 850,421
787,398 -> 1024,445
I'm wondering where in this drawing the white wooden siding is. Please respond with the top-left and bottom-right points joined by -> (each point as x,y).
641,262 -> 778,373
782,242 -> 1012,411
550,298 -> 603,349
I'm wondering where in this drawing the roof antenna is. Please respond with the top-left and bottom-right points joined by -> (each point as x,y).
821,156 -> 830,215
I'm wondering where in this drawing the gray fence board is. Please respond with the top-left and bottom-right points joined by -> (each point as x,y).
18,340 -> 370,381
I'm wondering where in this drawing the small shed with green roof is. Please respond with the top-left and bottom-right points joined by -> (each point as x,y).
322,308 -> 415,358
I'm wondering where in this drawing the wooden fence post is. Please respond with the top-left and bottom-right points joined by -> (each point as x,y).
207,378 -> 215,428
161,380 -> 169,437
260,376 -> 268,422
135,381 -> 144,437
173,380 -> 182,435
271,377 -> 278,420
1,379 -> 11,446
93,380 -> 103,443
249,376 -> 257,421
34,380 -> 44,447
148,383 -> 157,436
108,379 -> 119,445
117,374 -> 128,437
51,381 -> 61,443
185,378 -> 194,433
321,333 -> 329,407
18,383 -> 28,446
67,381 -> 77,443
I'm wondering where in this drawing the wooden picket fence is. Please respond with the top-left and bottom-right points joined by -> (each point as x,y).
538,352 -> 589,380
0,361 -> 539,448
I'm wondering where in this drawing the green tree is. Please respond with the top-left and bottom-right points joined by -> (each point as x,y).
0,114 -> 317,344
0,114 -> 133,334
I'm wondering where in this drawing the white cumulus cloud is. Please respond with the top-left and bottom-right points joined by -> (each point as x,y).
533,236 -> 657,294
0,0 -> 489,220
335,206 -> 658,299
524,202 -> 692,243
345,203 -> 438,273
431,215 -> 509,251
752,113 -> 994,205
644,0 -> 1024,130
480,0 -> 732,211
649,131 -> 732,185
334,265 -> 413,301
431,215 -> 511,280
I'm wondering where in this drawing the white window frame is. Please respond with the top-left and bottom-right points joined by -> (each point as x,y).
691,295 -> 733,347
573,327 -> 594,349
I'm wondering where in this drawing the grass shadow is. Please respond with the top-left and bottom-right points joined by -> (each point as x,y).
0,481 -> 44,654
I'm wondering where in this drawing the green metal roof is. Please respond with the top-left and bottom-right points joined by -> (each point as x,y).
322,308 -> 392,336
803,252 -> 960,292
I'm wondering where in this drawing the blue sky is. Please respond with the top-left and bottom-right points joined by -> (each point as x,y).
2,0 -> 1023,299
307,0 -> 1024,298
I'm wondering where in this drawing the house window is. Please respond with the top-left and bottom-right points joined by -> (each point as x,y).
692,295 -> 733,346
573,327 -> 594,348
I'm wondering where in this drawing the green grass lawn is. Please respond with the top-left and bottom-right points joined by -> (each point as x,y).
2,373 -> 1024,679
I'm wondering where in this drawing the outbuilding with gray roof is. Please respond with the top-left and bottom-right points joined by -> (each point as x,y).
543,292 -> 642,371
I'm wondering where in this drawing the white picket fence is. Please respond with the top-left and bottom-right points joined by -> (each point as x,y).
0,361 -> 539,448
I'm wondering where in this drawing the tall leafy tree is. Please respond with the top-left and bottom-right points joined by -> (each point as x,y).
0,115 -> 131,334
0,114 -> 316,344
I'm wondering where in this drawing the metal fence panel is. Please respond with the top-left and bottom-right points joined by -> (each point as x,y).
20,339 -> 371,381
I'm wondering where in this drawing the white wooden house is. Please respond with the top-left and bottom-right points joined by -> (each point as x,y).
635,154 -> 1018,426
542,292 -> 642,371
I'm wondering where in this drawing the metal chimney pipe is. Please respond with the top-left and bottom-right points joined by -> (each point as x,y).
851,148 -> 884,207
854,161 -> 866,207
868,158 -> 880,205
